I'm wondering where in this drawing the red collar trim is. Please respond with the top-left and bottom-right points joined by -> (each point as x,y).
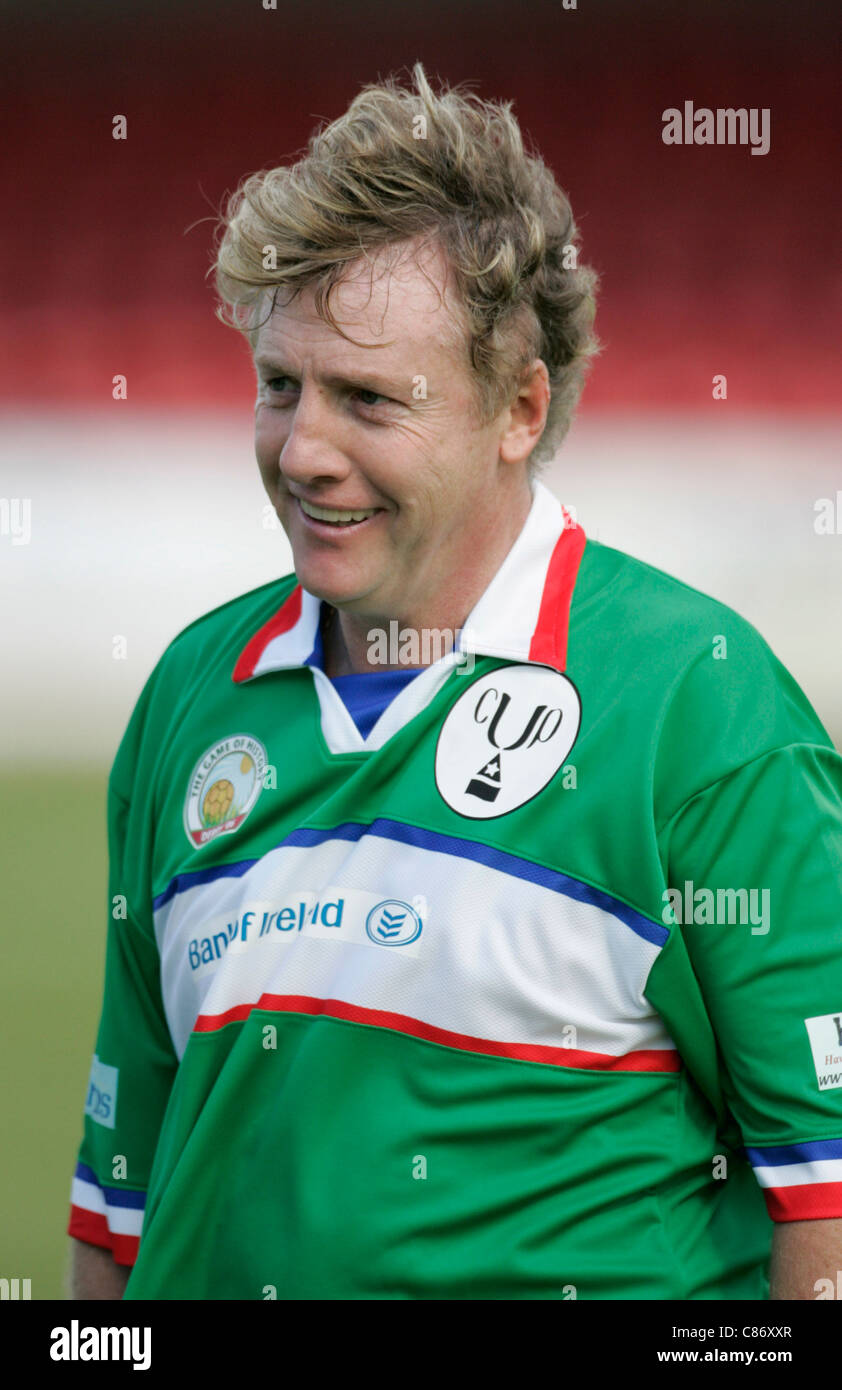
231,492 -> 586,683
528,523 -> 586,670
232,584 -> 303,683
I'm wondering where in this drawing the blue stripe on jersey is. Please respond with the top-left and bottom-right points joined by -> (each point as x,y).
154,818 -> 667,948
287,819 -> 668,948
744,1137 -> 842,1165
75,1162 -> 147,1207
153,858 -> 258,913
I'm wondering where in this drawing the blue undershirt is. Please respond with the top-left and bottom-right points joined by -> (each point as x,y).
305,609 -> 423,739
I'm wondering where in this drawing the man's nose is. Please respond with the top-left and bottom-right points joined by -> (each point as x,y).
279,383 -> 351,485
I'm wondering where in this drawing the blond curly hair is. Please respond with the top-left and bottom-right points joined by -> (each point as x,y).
213,63 -> 599,466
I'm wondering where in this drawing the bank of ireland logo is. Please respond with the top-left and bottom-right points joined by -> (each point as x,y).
434,666 -> 581,819
365,899 -> 423,947
184,734 -> 268,847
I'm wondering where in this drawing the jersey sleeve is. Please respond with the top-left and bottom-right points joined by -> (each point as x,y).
657,638 -> 842,1222
68,670 -> 179,1265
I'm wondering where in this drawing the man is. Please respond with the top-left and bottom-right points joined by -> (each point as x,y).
69,65 -> 842,1300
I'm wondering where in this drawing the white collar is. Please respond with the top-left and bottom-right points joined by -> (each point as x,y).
233,481 -> 585,686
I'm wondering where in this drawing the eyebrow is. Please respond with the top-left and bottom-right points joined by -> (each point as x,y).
253,356 -> 407,395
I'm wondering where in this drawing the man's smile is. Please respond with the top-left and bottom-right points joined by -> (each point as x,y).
299,498 -> 380,524
294,495 -> 387,535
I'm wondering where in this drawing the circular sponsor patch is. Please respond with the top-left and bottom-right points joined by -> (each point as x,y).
184,734 -> 268,847
435,666 -> 581,819
365,899 -> 423,947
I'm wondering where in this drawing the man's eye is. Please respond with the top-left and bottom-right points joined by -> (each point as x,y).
356,388 -> 386,406
264,376 -> 297,394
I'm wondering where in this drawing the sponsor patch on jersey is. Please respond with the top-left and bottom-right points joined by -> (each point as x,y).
804,1012 -> 842,1091
365,899 -> 424,947
84,1055 -> 119,1129
184,891 -> 426,973
435,666 -> 581,818
184,734 -> 268,848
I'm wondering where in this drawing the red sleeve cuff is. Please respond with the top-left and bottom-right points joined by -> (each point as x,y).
762,1182 -> 842,1222
68,1205 -> 140,1266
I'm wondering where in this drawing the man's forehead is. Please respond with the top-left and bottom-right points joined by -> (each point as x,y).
253,238 -> 467,368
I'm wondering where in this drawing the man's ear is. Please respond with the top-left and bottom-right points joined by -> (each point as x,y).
498,359 -> 551,466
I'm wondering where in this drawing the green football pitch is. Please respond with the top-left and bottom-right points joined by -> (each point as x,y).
2,768 -> 110,1300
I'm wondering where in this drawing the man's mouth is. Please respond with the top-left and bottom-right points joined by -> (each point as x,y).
298,498 -> 381,528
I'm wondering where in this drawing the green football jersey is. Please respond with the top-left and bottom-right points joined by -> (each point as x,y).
69,483 -> 842,1299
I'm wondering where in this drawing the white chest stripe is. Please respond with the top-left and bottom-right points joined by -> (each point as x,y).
154,835 -> 675,1066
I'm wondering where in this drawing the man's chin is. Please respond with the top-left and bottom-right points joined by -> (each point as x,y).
293,560 -> 377,611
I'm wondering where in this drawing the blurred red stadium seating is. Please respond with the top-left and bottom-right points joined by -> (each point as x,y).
2,0 -> 838,411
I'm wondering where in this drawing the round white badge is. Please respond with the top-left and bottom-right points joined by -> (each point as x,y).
435,666 -> 581,819
183,734 -> 268,848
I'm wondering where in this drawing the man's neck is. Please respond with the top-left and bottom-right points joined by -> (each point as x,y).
321,485 -> 534,677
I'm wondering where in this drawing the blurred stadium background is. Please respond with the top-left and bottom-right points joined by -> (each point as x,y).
1,0 -> 839,1297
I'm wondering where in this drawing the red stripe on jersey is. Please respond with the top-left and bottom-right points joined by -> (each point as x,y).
232,584 -> 303,683
762,1182 -> 842,1222
529,523 -> 586,671
67,1206 -> 141,1267
194,992 -> 682,1073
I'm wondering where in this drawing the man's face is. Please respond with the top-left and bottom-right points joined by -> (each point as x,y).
253,239 -> 523,623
